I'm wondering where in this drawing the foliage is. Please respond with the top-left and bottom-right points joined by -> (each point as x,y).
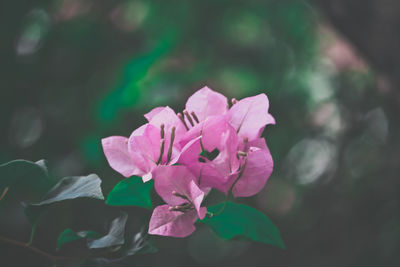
0,154 -> 283,265
201,202 -> 285,249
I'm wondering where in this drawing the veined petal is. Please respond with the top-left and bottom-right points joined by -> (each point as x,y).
228,93 -> 275,141
128,124 -> 160,175
179,115 -> 231,151
148,205 -> 199,238
101,136 -> 139,177
185,86 -> 228,122
148,106 -> 186,142
232,139 -> 273,197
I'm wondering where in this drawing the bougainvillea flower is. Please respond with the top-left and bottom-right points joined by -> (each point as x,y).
103,85 -> 277,239
148,166 -> 206,237
102,107 -> 185,182
178,115 -> 273,196
228,93 -> 275,142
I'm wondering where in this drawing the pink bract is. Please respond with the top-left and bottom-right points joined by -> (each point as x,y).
228,93 -> 275,142
185,86 -> 228,122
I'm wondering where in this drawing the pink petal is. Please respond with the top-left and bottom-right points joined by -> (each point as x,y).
144,107 -> 165,121
178,125 -> 240,194
228,93 -> 275,141
185,86 -> 228,122
152,166 -> 205,217
131,124 -> 148,137
127,124 -> 160,175
207,121 -> 240,174
232,139 -> 273,197
146,107 -> 186,162
148,205 -> 199,237
178,137 -> 203,171
102,136 -> 139,177
179,115 -> 231,151
199,164 -> 236,194
201,116 -> 232,151
147,106 -> 186,142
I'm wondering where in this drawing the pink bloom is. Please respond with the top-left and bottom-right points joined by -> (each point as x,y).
102,107 -> 185,182
177,116 -> 240,193
103,85 -> 275,201
148,166 -> 206,237
178,93 -> 275,196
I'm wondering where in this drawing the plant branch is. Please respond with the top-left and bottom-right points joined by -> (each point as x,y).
0,187 -> 9,201
0,235 -> 78,263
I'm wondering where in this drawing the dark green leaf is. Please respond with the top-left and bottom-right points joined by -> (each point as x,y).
88,213 -> 128,249
25,174 -> 104,225
106,177 -> 153,209
23,204 -> 45,230
201,202 -> 285,249
0,159 -> 49,193
57,228 -> 101,250
33,174 -> 104,206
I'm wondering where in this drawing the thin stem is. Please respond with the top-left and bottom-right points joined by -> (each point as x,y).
27,223 -> 38,246
156,139 -> 165,165
0,235 -> 77,263
0,187 -> 9,201
190,111 -> 200,123
160,124 -> 165,139
207,198 -> 228,218
178,113 -> 189,131
166,127 -> 176,163
183,110 -> 194,127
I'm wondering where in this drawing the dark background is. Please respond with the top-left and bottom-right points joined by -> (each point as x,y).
1,0 -> 400,266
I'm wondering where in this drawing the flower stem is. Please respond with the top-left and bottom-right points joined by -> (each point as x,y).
0,187 -> 9,201
0,235 -> 78,263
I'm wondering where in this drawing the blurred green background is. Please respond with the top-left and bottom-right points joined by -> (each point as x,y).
1,0 -> 400,266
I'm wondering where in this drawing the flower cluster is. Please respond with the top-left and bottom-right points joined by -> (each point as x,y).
102,86 -> 275,237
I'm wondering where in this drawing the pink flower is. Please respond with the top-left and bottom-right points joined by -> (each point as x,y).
102,107 -> 185,182
177,116 -> 240,193
148,166 -> 206,237
178,117 -> 274,197
177,87 -> 275,196
102,85 -> 277,239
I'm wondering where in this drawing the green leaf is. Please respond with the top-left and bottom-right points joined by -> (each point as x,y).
57,228 -> 101,250
32,174 -> 104,206
0,159 -> 49,193
25,174 -> 105,225
201,202 -> 285,249
106,177 -> 153,209
88,213 -> 128,249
